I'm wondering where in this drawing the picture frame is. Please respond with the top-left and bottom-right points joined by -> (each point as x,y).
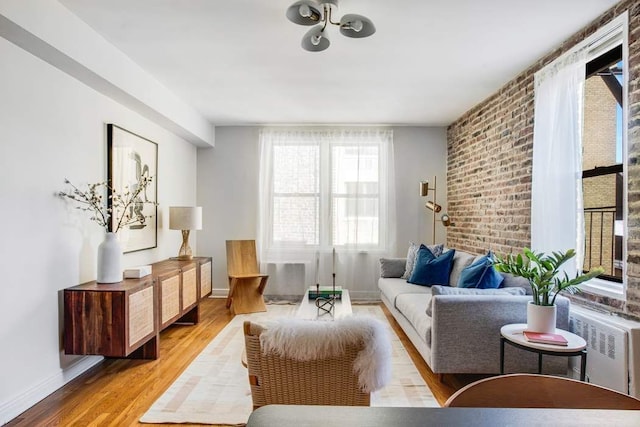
107,124 -> 158,253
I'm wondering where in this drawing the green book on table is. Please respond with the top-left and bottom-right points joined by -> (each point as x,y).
308,286 -> 342,299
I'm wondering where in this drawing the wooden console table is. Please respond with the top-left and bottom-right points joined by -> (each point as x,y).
64,256 -> 212,359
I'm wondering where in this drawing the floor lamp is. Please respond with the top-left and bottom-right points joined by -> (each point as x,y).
419,176 -> 442,245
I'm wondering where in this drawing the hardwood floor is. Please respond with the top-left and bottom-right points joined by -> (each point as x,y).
7,298 -> 484,426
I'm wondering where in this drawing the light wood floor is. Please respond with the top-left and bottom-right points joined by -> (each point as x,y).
7,298 -> 486,426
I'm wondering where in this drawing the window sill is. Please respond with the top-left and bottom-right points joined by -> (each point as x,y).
579,278 -> 625,301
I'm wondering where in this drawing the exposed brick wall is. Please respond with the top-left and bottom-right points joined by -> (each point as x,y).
447,0 -> 640,320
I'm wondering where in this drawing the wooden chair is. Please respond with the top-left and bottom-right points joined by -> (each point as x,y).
243,320 -> 383,409
444,373 -> 640,409
225,240 -> 269,314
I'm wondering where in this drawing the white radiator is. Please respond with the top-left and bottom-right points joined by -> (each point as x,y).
264,262 -> 306,297
569,305 -> 640,397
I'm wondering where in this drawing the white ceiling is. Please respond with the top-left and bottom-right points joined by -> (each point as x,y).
59,0 -> 618,126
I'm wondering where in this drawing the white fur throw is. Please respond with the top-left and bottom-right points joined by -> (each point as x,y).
259,316 -> 392,393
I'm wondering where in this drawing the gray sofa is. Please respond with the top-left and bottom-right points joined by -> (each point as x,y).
378,249 -> 570,375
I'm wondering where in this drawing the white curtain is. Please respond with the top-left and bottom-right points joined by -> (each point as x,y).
531,50 -> 587,275
258,128 -> 396,298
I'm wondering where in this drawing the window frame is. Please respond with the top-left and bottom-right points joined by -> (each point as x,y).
267,136 -> 388,252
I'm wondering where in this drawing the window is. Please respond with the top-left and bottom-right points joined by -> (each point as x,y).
259,128 -> 393,255
531,14 -> 627,299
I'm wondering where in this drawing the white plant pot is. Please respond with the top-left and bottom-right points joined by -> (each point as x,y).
526,302 -> 557,333
97,232 -> 123,284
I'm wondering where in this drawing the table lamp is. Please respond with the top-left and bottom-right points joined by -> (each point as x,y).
169,206 -> 202,260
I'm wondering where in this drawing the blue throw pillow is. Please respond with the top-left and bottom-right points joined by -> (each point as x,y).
457,253 -> 504,289
408,247 -> 455,286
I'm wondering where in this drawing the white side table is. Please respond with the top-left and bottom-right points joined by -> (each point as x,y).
500,323 -> 587,381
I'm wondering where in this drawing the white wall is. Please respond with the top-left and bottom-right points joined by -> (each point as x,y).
196,126 -> 447,298
197,127 -> 260,296
393,127 -> 449,253
0,37 -> 197,423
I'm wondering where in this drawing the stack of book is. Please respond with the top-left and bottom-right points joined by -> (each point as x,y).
523,331 -> 568,346
308,286 -> 343,300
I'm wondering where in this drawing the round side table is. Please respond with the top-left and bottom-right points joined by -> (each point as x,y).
500,323 -> 587,381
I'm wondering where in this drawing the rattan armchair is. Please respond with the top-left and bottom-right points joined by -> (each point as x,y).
243,318 -> 391,409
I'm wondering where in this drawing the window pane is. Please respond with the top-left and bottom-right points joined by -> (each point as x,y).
331,144 -> 380,246
332,145 -> 379,193
332,197 -> 379,245
271,143 -> 320,246
583,173 -> 623,279
273,196 -> 319,245
273,144 -> 319,193
582,48 -> 623,282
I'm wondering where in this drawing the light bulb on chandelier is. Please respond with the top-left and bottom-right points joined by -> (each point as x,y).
286,0 -> 375,52
299,4 -> 312,18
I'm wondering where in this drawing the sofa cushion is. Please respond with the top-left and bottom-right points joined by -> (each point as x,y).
378,277 -> 432,309
395,293 -> 433,346
379,258 -> 407,278
457,254 -> 504,289
501,272 -> 533,295
448,251 -> 478,287
401,242 -> 444,279
408,247 -> 455,286
426,285 -> 527,316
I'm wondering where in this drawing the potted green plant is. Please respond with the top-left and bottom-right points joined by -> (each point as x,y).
493,248 -> 603,333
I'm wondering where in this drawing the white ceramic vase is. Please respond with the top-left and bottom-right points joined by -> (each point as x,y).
97,232 -> 123,284
526,301 -> 557,333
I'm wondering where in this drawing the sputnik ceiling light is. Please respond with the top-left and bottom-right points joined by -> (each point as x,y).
286,0 -> 375,52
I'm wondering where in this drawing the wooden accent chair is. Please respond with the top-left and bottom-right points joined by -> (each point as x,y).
243,319 -> 389,409
444,373 -> 640,409
225,240 -> 268,314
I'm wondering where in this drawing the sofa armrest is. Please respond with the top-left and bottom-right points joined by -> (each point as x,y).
429,295 -> 570,373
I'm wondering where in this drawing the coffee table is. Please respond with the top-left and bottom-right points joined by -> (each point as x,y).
296,289 -> 352,320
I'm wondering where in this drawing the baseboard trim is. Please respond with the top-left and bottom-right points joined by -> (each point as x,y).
0,355 -> 103,425
211,288 -> 229,298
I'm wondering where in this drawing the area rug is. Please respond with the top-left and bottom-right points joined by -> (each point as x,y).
140,304 -> 438,425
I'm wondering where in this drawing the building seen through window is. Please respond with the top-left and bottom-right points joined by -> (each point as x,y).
582,46 -> 624,282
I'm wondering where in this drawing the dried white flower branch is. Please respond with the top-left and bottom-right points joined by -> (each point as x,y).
58,177 -> 157,233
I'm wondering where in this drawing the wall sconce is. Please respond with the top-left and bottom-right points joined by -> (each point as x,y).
169,206 -> 203,260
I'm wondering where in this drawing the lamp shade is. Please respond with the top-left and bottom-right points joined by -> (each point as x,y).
301,25 -> 330,52
286,0 -> 322,25
339,14 -> 376,38
169,206 -> 202,230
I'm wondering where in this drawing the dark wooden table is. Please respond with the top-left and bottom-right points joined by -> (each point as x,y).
246,405 -> 640,426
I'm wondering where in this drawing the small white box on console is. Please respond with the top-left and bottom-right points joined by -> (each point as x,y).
124,265 -> 152,278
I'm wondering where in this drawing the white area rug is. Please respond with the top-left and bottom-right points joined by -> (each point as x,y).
140,304 -> 438,425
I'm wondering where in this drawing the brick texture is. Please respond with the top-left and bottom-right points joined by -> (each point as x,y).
446,0 -> 640,320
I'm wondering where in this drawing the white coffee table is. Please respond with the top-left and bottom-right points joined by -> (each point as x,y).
296,289 -> 352,320
500,323 -> 587,380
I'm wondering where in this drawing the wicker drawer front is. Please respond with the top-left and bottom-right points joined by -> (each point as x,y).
128,286 -> 155,347
182,268 -> 197,309
200,261 -> 212,298
161,275 -> 181,324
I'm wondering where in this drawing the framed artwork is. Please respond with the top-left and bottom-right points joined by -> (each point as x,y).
107,124 -> 158,253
